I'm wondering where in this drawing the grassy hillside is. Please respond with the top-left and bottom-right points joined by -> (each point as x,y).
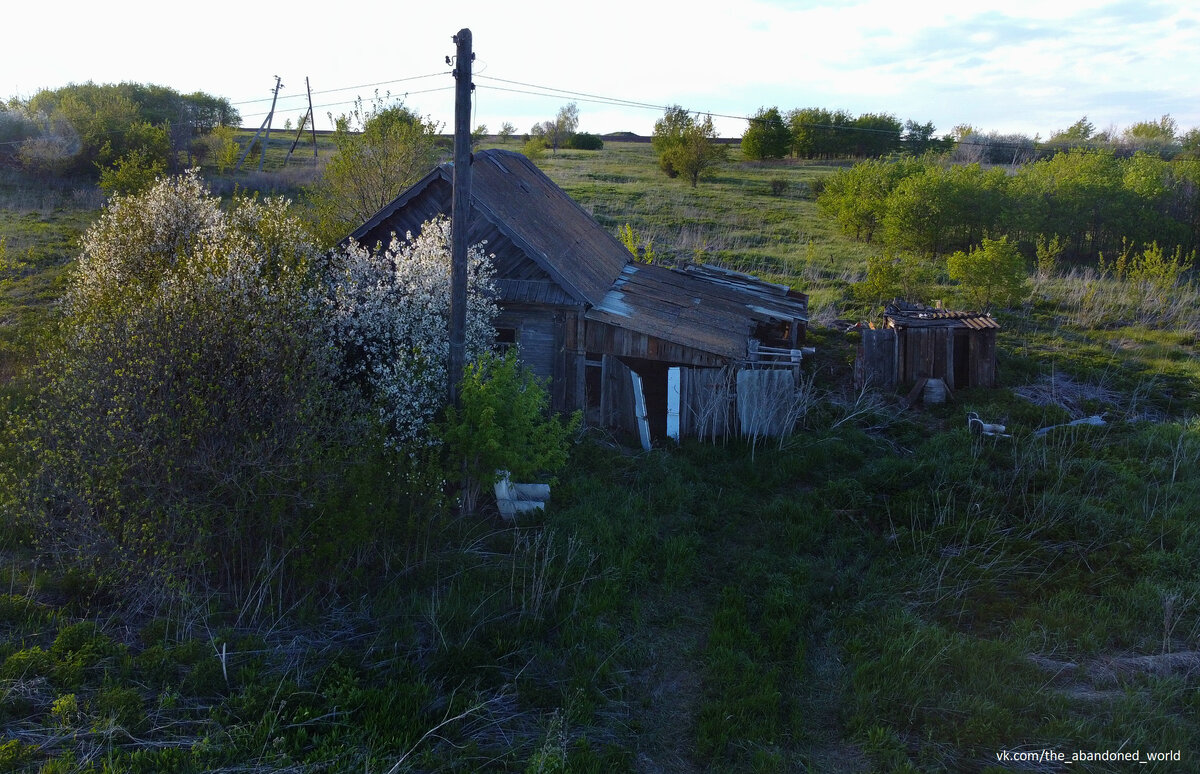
2,142 -> 1199,772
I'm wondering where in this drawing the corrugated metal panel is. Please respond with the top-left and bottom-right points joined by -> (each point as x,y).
587,263 -> 808,361
885,301 -> 1000,330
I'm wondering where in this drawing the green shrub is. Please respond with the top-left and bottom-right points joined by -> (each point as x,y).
0,739 -> 30,770
94,680 -> 146,732
1,645 -> 52,679
564,132 -> 603,151
523,136 -> 547,161
97,148 -> 166,197
441,350 -> 578,514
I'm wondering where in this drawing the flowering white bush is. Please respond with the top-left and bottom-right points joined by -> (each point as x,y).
325,216 -> 497,447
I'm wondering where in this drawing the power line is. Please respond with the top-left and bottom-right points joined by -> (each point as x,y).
231,72 -> 449,107
239,86 -> 456,121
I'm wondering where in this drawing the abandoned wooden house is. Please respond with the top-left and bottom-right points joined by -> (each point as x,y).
856,301 -> 999,392
348,149 -> 810,447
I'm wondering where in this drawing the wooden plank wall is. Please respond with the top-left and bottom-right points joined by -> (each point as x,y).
584,322 -> 727,368
970,330 -> 997,387
600,355 -> 639,437
737,369 -> 796,438
899,328 -> 953,386
858,329 -> 897,390
681,367 -> 736,441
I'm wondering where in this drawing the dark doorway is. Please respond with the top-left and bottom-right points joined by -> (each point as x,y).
953,330 -> 970,389
621,357 -> 670,442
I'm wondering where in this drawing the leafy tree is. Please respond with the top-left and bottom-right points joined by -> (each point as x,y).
472,123 -> 488,148
901,120 -> 939,155
1122,115 -> 1180,156
523,136 -> 548,161
16,82 -> 237,177
441,350 -> 578,514
652,106 -> 726,187
533,103 -> 579,154
1047,116 -> 1097,152
210,125 -> 241,174
787,107 -> 830,159
883,162 -> 1010,257
786,107 -> 863,158
851,113 -> 901,157
306,96 -> 442,246
1010,148 -> 1132,258
1179,128 -> 1200,159
817,156 -> 929,242
857,251 -> 935,306
96,147 -> 166,196
498,121 -> 516,143
741,107 -> 790,161
652,105 -> 691,178
947,235 -> 1030,311
564,132 -> 603,150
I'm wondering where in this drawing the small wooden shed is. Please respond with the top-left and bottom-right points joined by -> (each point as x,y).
348,149 -> 810,446
857,301 -> 998,391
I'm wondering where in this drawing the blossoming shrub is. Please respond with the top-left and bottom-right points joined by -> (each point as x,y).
22,171 -> 362,601
324,216 -> 497,449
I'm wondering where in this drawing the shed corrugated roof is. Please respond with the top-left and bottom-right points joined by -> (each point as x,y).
885,302 -> 1000,330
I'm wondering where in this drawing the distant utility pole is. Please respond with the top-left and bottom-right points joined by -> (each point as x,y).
234,75 -> 284,172
448,28 -> 474,407
284,76 -> 318,166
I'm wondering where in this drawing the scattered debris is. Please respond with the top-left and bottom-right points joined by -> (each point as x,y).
1014,373 -> 1119,416
1034,414 -> 1107,437
494,470 -> 551,521
967,411 -> 1011,438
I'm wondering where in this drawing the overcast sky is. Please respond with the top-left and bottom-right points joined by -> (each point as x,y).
5,0 -> 1199,141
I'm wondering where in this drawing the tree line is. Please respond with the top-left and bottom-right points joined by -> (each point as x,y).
1,82 -> 240,184
817,149 -> 1200,264
742,106 -> 952,161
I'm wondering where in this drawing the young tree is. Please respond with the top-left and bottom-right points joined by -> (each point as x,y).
498,121 -> 517,144
306,96 -> 442,246
947,235 -> 1030,311
741,107 -> 790,160
857,251 -> 935,306
652,106 -> 726,187
441,350 -> 578,514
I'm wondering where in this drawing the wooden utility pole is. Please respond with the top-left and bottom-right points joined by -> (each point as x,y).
284,77 -> 318,166
448,28 -> 474,406
259,75 -> 282,171
234,75 -> 284,172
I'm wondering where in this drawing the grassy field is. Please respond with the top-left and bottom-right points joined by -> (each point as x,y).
2,140 -> 1199,772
